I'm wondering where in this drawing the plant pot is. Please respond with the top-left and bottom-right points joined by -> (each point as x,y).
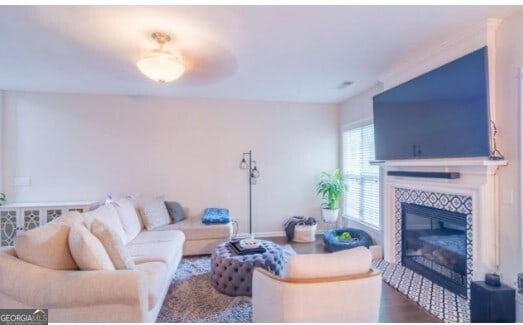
321,208 -> 339,223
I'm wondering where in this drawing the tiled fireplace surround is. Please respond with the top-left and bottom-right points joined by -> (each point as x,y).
381,159 -> 507,300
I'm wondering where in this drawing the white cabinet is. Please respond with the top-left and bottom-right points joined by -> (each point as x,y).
0,201 -> 96,247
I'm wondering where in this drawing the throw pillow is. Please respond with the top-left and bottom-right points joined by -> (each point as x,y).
111,198 -> 143,243
14,211 -> 84,270
202,208 -> 230,224
15,224 -> 77,270
68,223 -> 115,271
82,203 -> 127,244
91,219 -> 135,270
139,196 -> 172,230
165,201 -> 186,223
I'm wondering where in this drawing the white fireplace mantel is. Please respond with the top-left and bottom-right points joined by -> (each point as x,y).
380,158 -> 507,283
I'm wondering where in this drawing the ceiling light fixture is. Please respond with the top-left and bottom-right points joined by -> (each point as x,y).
137,32 -> 185,83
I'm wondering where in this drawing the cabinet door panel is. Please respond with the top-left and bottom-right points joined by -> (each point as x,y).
22,209 -> 41,231
46,208 -> 63,223
0,210 -> 18,247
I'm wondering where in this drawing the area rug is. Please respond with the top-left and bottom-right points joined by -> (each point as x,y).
156,244 -> 296,323
372,259 -> 470,323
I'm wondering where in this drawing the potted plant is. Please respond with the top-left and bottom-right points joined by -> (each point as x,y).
316,168 -> 347,223
0,193 -> 5,206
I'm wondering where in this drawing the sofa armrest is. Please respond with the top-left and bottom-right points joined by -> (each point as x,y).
0,248 -> 148,310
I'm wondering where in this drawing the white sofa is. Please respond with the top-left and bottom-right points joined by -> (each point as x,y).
252,246 -> 382,323
0,197 -> 232,322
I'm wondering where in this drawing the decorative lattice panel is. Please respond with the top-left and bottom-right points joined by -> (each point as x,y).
46,209 -> 62,223
1,210 -> 18,246
24,210 -> 40,231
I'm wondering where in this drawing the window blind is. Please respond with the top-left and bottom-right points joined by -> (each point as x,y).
343,123 -> 380,228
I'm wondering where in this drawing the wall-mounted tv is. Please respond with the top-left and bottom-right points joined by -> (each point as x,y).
373,46 -> 490,160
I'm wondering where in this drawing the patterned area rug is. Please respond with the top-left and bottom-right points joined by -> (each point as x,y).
372,259 -> 470,323
157,245 -> 296,323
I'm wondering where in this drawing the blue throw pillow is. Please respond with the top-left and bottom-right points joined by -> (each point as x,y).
202,208 -> 230,224
164,201 -> 186,223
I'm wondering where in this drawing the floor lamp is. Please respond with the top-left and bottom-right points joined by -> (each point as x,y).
240,150 -> 260,239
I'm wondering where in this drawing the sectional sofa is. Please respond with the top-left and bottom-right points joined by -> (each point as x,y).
0,197 -> 232,322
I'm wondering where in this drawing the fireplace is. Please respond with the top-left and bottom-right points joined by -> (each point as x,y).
379,159 -> 506,322
401,203 -> 467,297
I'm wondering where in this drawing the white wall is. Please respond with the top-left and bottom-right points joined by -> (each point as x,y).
494,10 -> 523,283
340,85 -> 382,126
2,91 -> 339,235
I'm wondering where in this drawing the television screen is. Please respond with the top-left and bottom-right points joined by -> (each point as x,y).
373,47 -> 490,160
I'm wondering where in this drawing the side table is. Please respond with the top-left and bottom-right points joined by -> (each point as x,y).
471,281 -> 515,322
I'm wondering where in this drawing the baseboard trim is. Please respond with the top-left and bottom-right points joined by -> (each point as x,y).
236,231 -> 286,238
236,229 -> 328,239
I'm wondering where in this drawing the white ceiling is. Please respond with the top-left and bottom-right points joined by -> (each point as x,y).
0,5 -> 519,103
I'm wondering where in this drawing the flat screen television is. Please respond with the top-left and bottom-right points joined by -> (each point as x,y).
373,46 -> 490,160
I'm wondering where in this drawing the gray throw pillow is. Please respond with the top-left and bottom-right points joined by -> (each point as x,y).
165,201 -> 186,223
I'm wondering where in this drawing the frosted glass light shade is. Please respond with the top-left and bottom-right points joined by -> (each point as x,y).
251,166 -> 260,178
239,158 -> 248,169
137,49 -> 185,83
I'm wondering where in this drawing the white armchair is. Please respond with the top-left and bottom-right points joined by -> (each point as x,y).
252,246 -> 382,323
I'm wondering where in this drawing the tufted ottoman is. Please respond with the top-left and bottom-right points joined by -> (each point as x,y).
323,228 -> 373,252
210,240 -> 284,297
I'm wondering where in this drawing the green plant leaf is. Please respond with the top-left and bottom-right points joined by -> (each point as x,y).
316,168 -> 347,209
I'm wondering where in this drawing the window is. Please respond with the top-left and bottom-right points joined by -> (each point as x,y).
343,123 -> 380,228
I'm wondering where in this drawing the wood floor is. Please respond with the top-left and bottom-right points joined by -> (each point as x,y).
268,235 -> 441,323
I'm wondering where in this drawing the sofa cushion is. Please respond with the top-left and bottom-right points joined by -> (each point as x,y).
139,196 -> 172,230
284,246 -> 371,279
91,219 -> 135,270
127,231 -> 184,267
135,262 -> 169,310
82,204 -> 127,244
131,229 -> 185,245
165,201 -> 186,223
69,223 -> 115,271
155,218 -> 232,240
13,211 -> 84,270
112,198 -> 143,243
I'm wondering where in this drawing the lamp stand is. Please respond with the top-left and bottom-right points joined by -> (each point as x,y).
239,150 -> 260,239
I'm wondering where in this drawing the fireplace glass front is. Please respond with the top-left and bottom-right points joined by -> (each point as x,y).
401,203 -> 467,297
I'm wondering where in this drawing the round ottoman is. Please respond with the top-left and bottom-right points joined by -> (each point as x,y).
323,228 -> 373,252
210,240 -> 284,297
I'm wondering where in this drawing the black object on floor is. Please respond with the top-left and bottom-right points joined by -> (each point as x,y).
470,281 -> 515,323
